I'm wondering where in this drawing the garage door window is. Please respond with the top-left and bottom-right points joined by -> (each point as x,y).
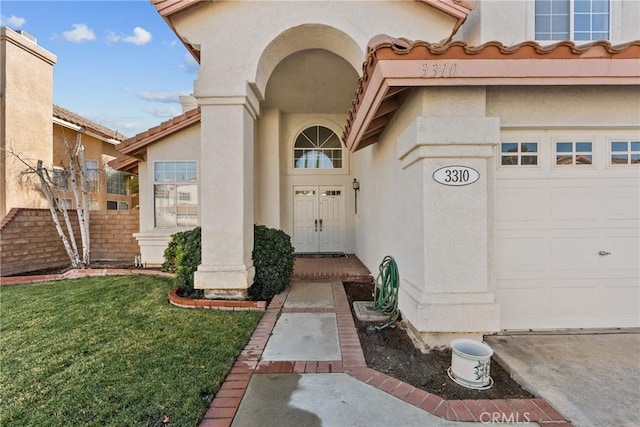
500,142 -> 538,166
610,141 -> 640,165
556,141 -> 592,165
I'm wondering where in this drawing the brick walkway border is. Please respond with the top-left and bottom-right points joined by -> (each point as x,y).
200,281 -> 574,427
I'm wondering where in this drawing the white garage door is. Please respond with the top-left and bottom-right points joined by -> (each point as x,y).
496,133 -> 640,330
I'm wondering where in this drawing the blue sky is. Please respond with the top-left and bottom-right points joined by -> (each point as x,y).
1,0 -> 199,137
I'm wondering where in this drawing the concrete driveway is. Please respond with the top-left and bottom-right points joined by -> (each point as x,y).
486,333 -> 640,427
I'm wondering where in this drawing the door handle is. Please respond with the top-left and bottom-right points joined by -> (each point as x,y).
314,219 -> 318,232
598,251 -> 611,256
319,219 -> 323,232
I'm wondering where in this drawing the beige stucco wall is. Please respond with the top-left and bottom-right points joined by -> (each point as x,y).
0,28 -> 56,219
135,122 -> 200,266
487,86 -> 640,127
458,0 -> 640,45
171,0 -> 456,98
354,86 -> 502,345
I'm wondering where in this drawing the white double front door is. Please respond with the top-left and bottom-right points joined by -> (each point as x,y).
293,185 -> 344,253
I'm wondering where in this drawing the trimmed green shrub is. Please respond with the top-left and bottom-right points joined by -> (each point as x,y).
249,225 -> 295,301
162,227 -> 201,295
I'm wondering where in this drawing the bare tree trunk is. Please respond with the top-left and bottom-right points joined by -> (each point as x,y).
76,141 -> 91,266
68,135 -> 91,268
36,160 -> 82,267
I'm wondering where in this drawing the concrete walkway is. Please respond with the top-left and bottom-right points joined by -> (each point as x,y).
200,281 -> 571,427
486,333 -> 640,427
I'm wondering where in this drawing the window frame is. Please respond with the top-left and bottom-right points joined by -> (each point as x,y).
609,140 -> 640,166
293,125 -> 343,170
553,140 -> 595,167
107,200 -> 130,210
289,121 -> 349,176
51,167 -> 69,190
106,165 -> 130,196
84,159 -> 99,193
499,141 -> 541,168
534,0 -> 611,41
153,160 -> 198,229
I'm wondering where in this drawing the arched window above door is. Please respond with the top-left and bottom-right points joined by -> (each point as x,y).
294,126 -> 343,169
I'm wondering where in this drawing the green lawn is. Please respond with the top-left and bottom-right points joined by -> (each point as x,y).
0,275 -> 262,427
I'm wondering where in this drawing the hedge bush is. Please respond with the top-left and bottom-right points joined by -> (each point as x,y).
162,227 -> 201,296
162,225 -> 294,301
249,225 -> 295,301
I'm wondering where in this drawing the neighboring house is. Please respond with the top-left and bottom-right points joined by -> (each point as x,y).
52,105 -> 136,211
0,27 -> 135,219
113,0 -> 640,346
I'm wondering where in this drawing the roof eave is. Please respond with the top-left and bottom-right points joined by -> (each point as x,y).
108,155 -> 139,174
344,40 -> 640,152
117,108 -> 201,158
151,0 -> 201,62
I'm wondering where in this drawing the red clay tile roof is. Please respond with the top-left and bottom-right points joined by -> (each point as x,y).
343,38 -> 640,152
53,105 -> 126,143
115,107 -> 201,159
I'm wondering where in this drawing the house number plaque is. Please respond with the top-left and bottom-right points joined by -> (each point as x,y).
433,166 -> 479,186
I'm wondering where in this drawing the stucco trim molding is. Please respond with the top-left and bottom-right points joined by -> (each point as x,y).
197,83 -> 261,120
1,27 -> 57,66
397,116 -> 500,169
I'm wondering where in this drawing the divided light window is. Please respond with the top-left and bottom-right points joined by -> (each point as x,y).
535,0 -> 609,41
106,166 -> 130,195
154,161 -> 198,228
294,126 -> 343,169
85,160 -> 99,193
611,140 -> 640,165
107,200 -> 129,210
52,168 -> 69,190
556,141 -> 593,165
500,142 -> 539,166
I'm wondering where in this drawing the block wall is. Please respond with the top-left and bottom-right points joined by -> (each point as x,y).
1,208 -> 139,276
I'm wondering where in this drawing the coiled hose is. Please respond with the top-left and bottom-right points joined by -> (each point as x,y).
366,256 -> 400,335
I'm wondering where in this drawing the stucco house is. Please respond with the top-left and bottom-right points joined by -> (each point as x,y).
1,27 -> 135,219
113,0 -> 640,346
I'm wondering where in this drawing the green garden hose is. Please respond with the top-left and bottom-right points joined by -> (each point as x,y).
367,256 -> 400,335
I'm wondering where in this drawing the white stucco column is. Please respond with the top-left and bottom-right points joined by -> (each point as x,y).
194,89 -> 259,299
397,115 -> 501,347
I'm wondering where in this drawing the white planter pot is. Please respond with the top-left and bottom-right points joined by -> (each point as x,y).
448,338 -> 494,390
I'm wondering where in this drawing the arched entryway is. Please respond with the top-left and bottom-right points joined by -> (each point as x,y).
254,25 -> 361,253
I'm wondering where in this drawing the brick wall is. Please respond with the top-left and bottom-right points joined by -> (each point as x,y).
0,208 -> 139,276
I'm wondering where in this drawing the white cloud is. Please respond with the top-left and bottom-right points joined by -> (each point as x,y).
105,31 -> 121,44
162,40 -> 178,48
144,106 -> 181,119
122,27 -> 152,46
136,91 -> 187,104
62,24 -> 96,43
180,53 -> 200,74
0,14 -> 26,29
